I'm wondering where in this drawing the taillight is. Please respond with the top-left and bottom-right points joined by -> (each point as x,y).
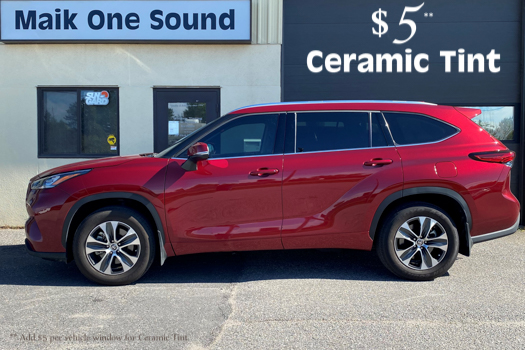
469,150 -> 515,167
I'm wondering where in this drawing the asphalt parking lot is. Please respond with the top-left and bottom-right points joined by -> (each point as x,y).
1,229 -> 524,350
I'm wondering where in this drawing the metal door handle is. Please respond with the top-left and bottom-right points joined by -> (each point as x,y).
363,158 -> 393,167
249,168 -> 279,177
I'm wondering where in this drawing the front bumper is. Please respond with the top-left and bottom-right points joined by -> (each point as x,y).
472,214 -> 520,244
25,239 -> 67,262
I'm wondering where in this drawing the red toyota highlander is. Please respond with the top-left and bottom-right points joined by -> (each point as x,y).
25,101 -> 520,285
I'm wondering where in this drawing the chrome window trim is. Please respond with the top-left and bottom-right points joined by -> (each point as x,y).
381,111 -> 461,147
392,134 -> 459,147
379,112 -> 396,145
284,145 -> 397,156
174,145 -> 398,160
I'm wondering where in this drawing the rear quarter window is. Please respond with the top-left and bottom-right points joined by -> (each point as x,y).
383,113 -> 458,145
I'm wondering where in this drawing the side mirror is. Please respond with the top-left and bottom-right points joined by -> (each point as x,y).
182,142 -> 209,171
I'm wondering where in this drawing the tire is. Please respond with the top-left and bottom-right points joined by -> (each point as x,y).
376,202 -> 459,281
73,206 -> 156,286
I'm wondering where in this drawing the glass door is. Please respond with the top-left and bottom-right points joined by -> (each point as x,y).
153,88 -> 220,153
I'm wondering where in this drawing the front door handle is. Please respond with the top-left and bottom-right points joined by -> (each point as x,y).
363,158 -> 393,167
249,168 -> 279,177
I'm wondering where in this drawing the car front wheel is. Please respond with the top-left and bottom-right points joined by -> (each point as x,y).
377,203 -> 459,281
73,207 -> 156,286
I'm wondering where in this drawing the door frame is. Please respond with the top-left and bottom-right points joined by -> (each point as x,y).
153,87 -> 220,153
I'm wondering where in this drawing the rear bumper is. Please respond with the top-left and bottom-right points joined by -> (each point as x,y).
25,239 -> 67,262
472,214 -> 520,244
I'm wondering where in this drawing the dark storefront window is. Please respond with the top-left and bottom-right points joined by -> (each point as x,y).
466,106 -> 516,141
38,87 -> 119,158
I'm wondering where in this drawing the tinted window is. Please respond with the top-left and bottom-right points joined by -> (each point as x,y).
296,112 -> 369,152
39,88 -> 119,158
198,114 -> 279,158
383,113 -> 457,145
372,113 -> 388,147
80,90 -> 119,155
42,91 -> 78,155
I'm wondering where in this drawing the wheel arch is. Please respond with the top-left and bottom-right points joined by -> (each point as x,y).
62,192 -> 169,263
370,187 -> 473,256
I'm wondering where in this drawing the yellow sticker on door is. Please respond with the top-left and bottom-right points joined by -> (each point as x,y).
107,134 -> 117,146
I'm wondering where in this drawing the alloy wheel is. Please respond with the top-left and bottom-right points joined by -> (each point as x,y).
85,221 -> 141,275
394,216 -> 449,270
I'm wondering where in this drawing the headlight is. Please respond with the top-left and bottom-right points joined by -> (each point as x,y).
31,170 -> 91,190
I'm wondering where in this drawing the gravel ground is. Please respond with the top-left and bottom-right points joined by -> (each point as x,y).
0,229 -> 524,349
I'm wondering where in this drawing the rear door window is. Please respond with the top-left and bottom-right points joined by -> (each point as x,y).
295,112 -> 370,152
383,113 -> 458,145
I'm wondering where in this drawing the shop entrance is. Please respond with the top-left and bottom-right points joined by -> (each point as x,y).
153,88 -> 220,153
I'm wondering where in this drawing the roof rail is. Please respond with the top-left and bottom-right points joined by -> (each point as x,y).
229,100 -> 437,113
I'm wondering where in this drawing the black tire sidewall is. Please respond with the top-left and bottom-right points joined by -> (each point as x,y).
73,206 -> 155,286
377,203 -> 460,281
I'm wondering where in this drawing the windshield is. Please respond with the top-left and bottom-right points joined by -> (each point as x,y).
154,116 -> 224,158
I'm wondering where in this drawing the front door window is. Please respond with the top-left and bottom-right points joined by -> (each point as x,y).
196,114 -> 279,158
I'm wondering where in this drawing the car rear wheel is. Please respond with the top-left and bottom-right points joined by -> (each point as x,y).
377,203 -> 459,281
73,207 -> 156,286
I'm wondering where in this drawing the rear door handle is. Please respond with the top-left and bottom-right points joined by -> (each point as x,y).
363,158 -> 393,167
249,168 -> 279,177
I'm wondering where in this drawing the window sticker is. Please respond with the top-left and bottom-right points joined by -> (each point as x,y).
107,134 -> 117,146
85,91 -> 109,106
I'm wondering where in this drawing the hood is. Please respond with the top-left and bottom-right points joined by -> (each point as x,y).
32,155 -> 143,181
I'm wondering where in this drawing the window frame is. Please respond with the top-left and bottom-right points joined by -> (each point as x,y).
37,86 -> 120,158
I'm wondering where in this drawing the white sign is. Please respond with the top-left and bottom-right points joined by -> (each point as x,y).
168,121 -> 179,136
85,91 -> 109,105
0,0 -> 251,42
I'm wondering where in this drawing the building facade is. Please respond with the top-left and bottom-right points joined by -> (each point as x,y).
0,0 -> 282,225
1,0 -> 524,225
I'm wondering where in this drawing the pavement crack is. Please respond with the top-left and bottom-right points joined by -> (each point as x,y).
206,253 -> 244,349
207,283 -> 238,349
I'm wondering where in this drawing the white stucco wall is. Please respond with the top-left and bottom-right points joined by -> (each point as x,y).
0,42 -> 281,225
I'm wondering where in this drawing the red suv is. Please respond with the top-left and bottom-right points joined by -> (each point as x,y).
25,101 -> 520,285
